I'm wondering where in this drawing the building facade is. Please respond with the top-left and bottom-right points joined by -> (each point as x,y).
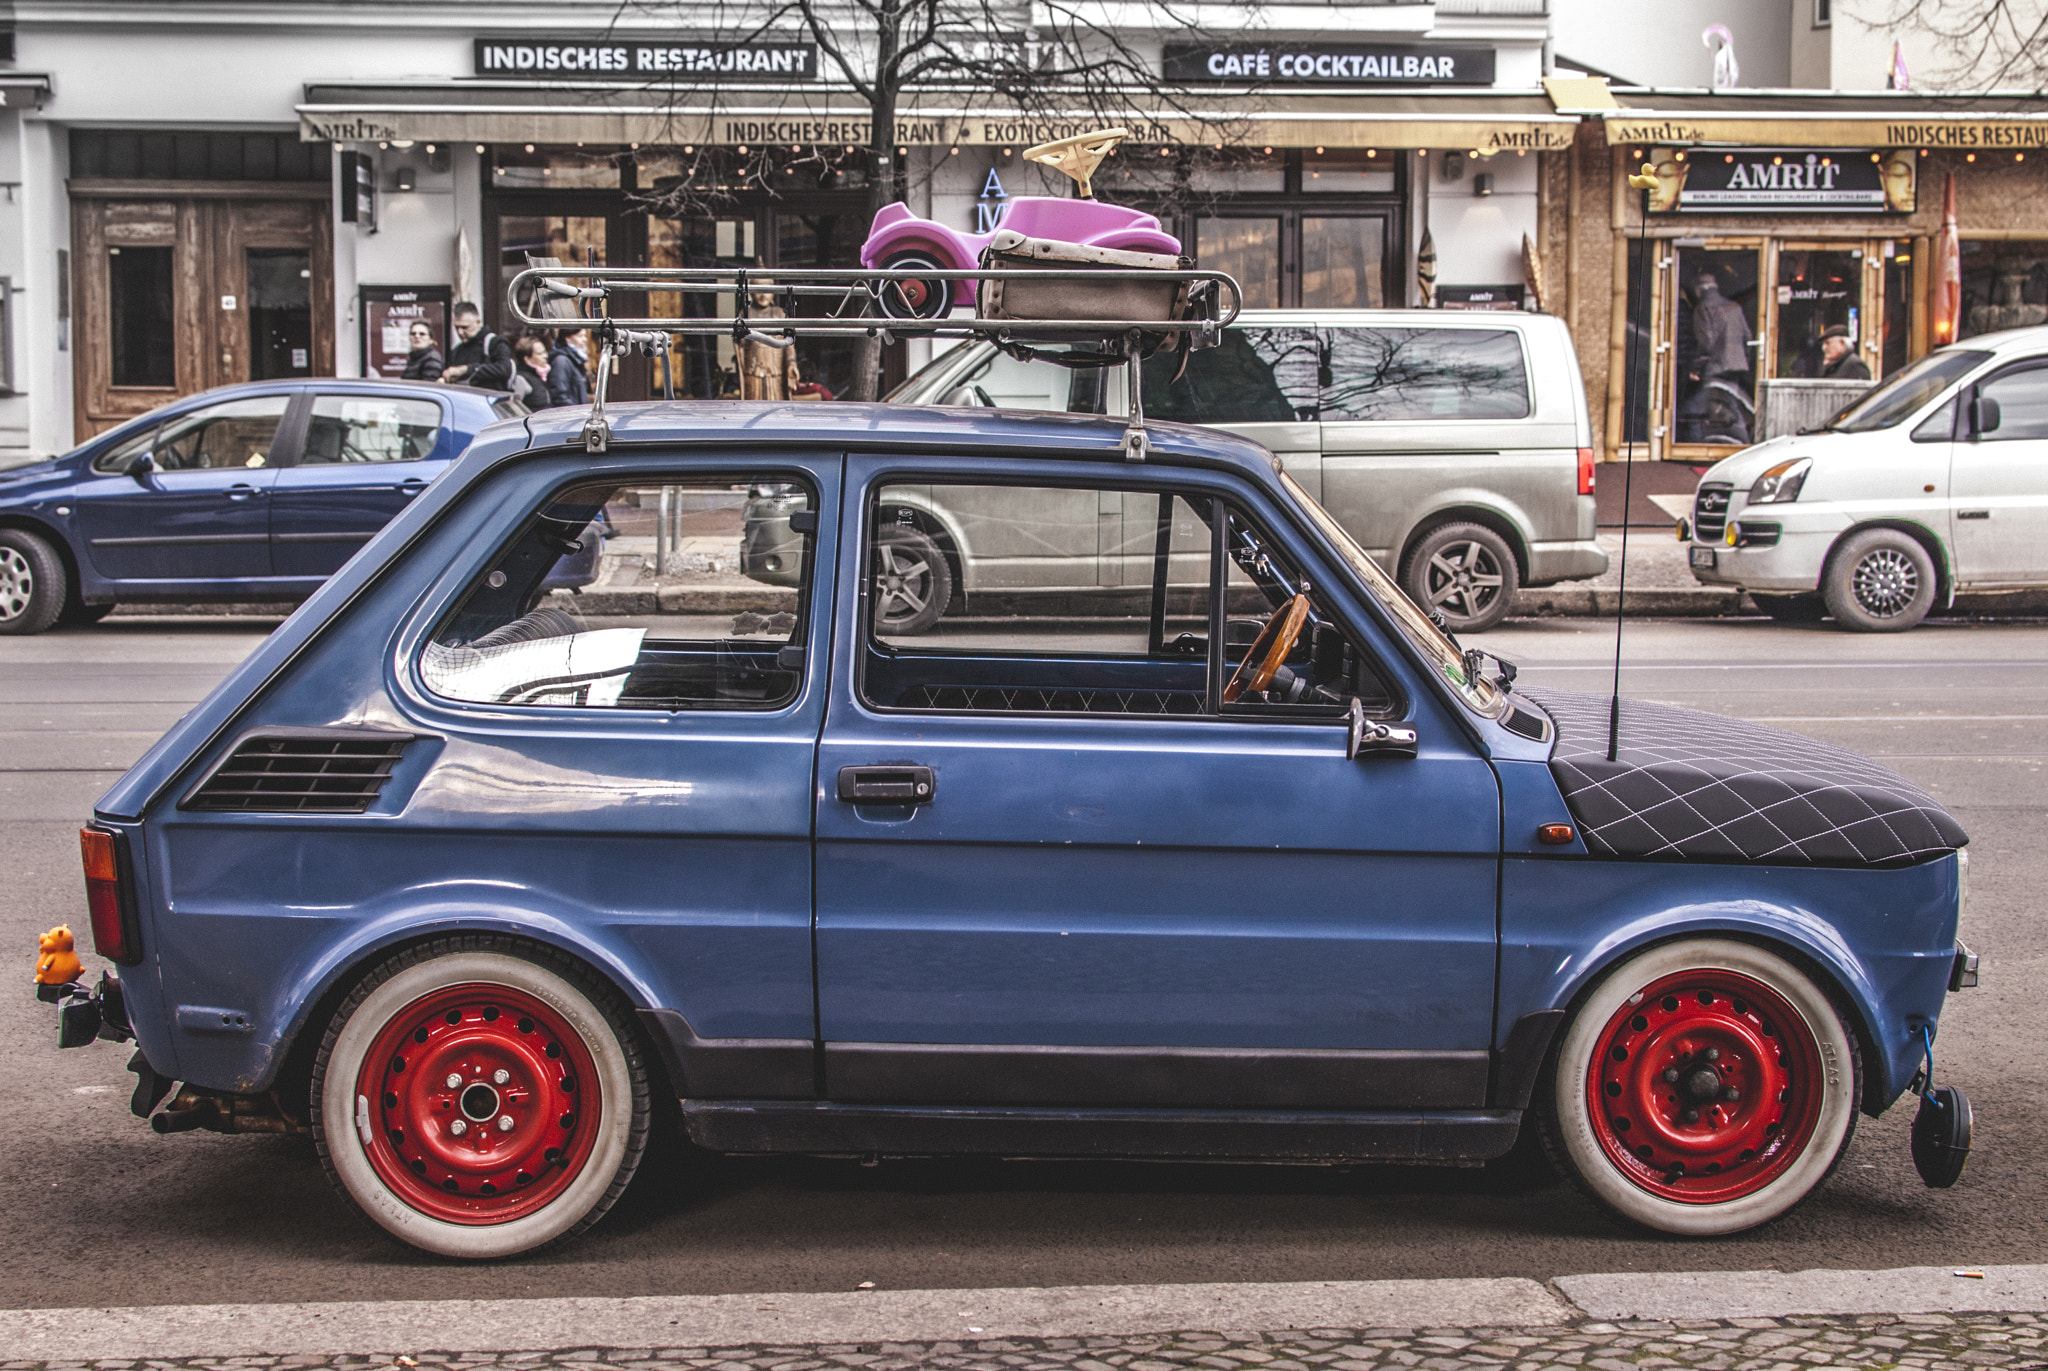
4,0 -> 2047,465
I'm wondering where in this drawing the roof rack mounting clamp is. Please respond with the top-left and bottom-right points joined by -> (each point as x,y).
1122,329 -> 1149,462
583,321 -> 615,454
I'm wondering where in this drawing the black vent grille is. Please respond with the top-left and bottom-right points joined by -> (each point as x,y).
182,729 -> 415,814
1694,483 -> 1732,542
1503,705 -> 1551,742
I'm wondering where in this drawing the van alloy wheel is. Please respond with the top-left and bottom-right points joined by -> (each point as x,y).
312,940 -> 648,1258
1821,528 -> 1936,632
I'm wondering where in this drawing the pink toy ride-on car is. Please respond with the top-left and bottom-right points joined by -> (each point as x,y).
862,196 -> 1181,319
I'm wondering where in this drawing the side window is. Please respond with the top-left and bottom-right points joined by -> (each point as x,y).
937,345 -> 1108,414
1139,328 -> 1322,424
90,424 -> 159,475
1320,327 -> 1531,421
302,395 -> 443,464
423,476 -> 812,712
148,396 -> 292,472
858,480 -> 1392,718
1974,366 -> 2048,441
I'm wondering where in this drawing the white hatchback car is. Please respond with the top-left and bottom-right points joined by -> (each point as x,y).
1687,324 -> 2048,630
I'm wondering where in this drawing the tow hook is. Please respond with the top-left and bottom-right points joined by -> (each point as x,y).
34,925 -> 132,1050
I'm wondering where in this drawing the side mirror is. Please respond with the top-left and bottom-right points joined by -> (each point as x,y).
1347,697 -> 1419,761
1972,395 -> 2001,437
127,452 -> 156,481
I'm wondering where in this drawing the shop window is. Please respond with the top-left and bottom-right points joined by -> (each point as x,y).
491,147 -> 622,189
775,212 -> 863,400
1881,242 -> 1912,377
247,249 -> 313,381
107,245 -> 175,389
648,216 -> 756,397
1196,217 -> 1281,309
500,214 -> 607,323
1302,149 -> 1397,194
1301,217 -> 1387,308
1774,246 -> 1862,378
71,130 -> 329,182
1959,240 -> 2048,340
1187,151 -> 1286,194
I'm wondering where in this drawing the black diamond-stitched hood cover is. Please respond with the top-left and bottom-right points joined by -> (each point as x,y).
1518,687 -> 1967,866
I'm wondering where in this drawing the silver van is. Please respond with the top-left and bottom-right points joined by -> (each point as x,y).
752,310 -> 1604,632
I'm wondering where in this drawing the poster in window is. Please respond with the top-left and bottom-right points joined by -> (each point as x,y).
360,286 -> 453,379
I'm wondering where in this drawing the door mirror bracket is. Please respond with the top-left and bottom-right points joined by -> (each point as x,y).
1347,697 -> 1419,760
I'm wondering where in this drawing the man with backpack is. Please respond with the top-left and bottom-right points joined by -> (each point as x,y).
439,303 -> 514,390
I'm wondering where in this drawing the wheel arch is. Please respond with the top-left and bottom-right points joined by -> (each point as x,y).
265,911 -> 673,1114
1541,918 -> 1892,1119
0,515 -> 86,608
1823,518 -> 1953,607
1397,503 -> 1534,585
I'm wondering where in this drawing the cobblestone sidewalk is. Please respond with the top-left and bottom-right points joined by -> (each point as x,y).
15,1310 -> 2045,1371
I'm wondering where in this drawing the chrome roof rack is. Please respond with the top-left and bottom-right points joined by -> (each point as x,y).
505,263 -> 1243,460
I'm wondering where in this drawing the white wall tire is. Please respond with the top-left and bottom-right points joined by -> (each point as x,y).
1539,938 -> 1860,1236
311,938 -> 649,1258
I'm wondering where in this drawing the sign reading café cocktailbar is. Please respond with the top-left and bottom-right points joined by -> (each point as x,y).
1164,42 -> 1495,86
473,38 -> 817,80
1645,147 -> 1916,213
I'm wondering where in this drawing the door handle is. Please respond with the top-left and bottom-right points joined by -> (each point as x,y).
837,764 -> 936,804
225,483 -> 262,501
396,478 -> 429,496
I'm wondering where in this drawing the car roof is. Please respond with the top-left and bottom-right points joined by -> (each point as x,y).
513,400 -> 1283,476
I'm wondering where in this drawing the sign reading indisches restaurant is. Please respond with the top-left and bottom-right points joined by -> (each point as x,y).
1163,42 -> 1495,86
474,38 -> 817,80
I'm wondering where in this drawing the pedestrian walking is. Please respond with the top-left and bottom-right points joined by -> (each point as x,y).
514,335 -> 555,409
547,328 -> 592,408
400,321 -> 444,381
440,302 -> 515,390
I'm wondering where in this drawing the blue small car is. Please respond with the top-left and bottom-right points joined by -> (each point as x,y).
53,401 -> 1974,1258
0,380 -> 526,633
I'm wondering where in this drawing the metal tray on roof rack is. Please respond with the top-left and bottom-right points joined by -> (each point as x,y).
505,259 -> 1244,462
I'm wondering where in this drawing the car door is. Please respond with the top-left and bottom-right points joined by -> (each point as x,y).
70,393 -> 290,583
270,391 -> 451,578
813,454 -> 1502,1111
1950,359 -> 2048,584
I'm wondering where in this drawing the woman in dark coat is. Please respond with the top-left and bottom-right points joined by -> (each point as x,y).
547,328 -> 592,408
400,321 -> 444,380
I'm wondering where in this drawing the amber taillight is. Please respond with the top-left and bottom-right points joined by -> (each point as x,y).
1578,447 -> 1596,497
79,827 -> 139,965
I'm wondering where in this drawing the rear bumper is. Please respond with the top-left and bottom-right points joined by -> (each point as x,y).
1526,539 -> 1608,586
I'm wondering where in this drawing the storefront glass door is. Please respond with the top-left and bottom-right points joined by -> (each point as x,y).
1670,242 -> 1763,449
1773,245 -> 1864,379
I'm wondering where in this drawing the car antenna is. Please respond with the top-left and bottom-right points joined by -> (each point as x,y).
1610,160 -> 1660,762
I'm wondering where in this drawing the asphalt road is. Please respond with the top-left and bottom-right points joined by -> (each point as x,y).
0,613 -> 2041,1308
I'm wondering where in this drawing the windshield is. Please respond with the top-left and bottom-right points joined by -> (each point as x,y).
1280,471 -> 1506,718
1827,349 -> 1988,432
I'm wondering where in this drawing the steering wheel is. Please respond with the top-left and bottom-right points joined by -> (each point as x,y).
1222,593 -> 1311,704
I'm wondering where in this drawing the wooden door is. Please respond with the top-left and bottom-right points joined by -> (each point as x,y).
72,192 -> 332,441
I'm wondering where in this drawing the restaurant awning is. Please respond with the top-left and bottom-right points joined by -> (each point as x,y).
296,81 -> 1579,151
1599,89 -> 2048,149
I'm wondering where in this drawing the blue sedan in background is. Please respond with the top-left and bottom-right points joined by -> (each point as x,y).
0,379 -> 530,634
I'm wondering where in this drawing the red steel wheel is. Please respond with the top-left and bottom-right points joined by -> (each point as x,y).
313,938 -> 649,1258
356,983 -> 599,1224
1540,938 -> 1860,1235
1585,970 -> 1822,1204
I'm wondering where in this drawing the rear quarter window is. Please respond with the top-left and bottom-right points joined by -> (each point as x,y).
1322,326 -> 1530,421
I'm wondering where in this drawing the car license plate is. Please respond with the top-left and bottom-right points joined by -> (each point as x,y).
1689,546 -> 1717,570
